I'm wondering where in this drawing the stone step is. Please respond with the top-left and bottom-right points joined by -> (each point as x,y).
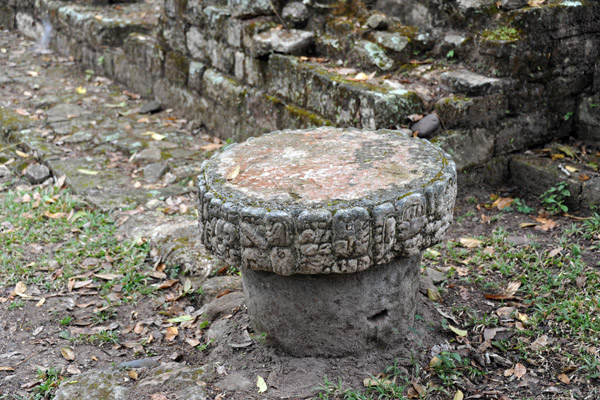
44,0 -> 159,47
510,151 -> 600,214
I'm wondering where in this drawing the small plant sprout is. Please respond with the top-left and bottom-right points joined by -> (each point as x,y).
540,182 -> 570,214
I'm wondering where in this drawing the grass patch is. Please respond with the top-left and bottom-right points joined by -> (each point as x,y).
0,186 -> 151,297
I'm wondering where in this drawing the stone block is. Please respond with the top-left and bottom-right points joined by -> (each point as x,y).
188,61 -> 206,92
282,2 -> 309,28
266,55 -> 423,130
581,178 -> 600,213
509,154 -> 582,212
437,128 -> 494,172
165,51 -> 189,87
495,113 -> 557,155
228,0 -> 274,18
435,93 -> 508,130
349,40 -> 394,71
186,26 -> 208,62
161,17 -> 187,54
252,29 -> 314,57
576,95 -> 600,144
440,69 -> 504,96
372,31 -> 410,58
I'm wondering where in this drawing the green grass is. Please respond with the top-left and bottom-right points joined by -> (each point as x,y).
0,186 -> 152,297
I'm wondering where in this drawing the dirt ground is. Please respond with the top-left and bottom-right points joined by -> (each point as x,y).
2,181 -> 599,399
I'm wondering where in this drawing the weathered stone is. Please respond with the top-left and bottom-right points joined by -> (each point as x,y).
425,267 -> 447,284
186,26 -> 207,61
24,163 -> 50,184
373,32 -> 409,54
438,129 -> 494,172
196,291 -> 245,322
365,14 -> 389,30
243,254 -> 422,356
418,274 -> 436,296
188,61 -> 207,92
199,128 -> 456,274
45,103 -> 86,123
266,55 -> 423,130
133,147 -> 162,164
282,2 -> 309,28
199,276 -> 243,301
116,357 -> 161,369
206,319 -> 231,342
582,178 -> 600,212
456,0 -> 489,11
498,0 -> 529,10
229,0 -> 274,18
577,95 -> 600,144
509,154 -> 582,212
411,114 -> 440,138
138,100 -> 162,114
54,370 -> 129,400
252,29 -> 314,57
54,363 -> 210,400
440,70 -> 503,96
0,165 -> 12,183
143,162 -> 169,183
351,40 -> 394,71
215,373 -> 253,392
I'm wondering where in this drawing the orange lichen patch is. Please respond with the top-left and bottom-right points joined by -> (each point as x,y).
214,128 -> 429,203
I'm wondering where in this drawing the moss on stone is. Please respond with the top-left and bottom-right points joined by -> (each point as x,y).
165,51 -> 190,88
284,104 -> 333,127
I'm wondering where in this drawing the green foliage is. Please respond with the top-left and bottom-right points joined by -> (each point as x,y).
512,198 -> 535,214
59,315 -> 73,326
482,26 -> 520,41
34,367 -> 63,400
540,182 -> 570,214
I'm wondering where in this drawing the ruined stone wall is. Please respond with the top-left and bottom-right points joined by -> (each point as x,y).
0,0 -> 599,183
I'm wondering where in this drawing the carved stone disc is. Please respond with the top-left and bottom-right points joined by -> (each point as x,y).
198,127 -> 456,275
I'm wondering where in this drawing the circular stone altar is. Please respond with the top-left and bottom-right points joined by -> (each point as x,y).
197,127 -> 456,356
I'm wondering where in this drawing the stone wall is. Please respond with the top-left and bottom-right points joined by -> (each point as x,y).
0,0 -> 599,181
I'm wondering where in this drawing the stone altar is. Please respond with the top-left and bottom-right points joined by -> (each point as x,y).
197,127 -> 456,356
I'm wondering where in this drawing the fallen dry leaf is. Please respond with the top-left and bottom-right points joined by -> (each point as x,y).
548,247 -> 563,258
185,337 -> 201,347
150,394 -> 169,400
514,363 -> 527,379
496,306 -> 516,318
227,165 -> 240,181
257,375 -> 268,393
128,370 -> 138,380
459,237 -> 483,248
165,326 -> 179,342
531,335 -> 548,351
492,197 -> 514,210
200,143 -> 223,151
155,279 -> 179,289
565,165 -> 578,173
94,273 -> 121,280
14,281 -> 27,296
557,373 -> 570,385
454,389 -> 464,400
534,217 -> 558,231
0,366 -> 15,372
61,347 -> 75,361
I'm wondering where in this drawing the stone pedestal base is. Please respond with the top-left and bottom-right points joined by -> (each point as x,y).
241,255 -> 421,357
